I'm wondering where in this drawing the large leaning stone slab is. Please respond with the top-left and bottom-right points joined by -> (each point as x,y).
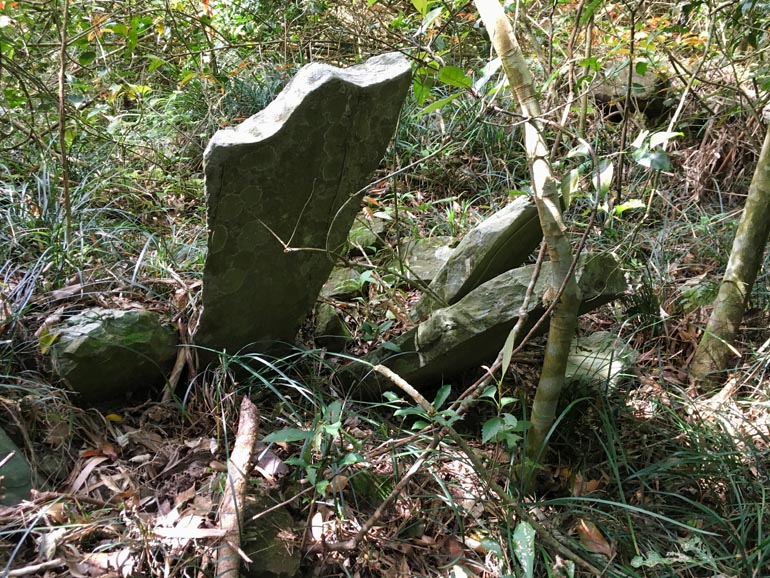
195,53 -> 411,357
413,196 -> 542,319
348,253 -> 626,398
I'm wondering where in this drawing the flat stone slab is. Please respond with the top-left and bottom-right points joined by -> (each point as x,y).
346,253 -> 627,397
413,196 -> 542,318
195,53 -> 411,357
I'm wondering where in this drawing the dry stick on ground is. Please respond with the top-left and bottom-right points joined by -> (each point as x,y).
374,365 -> 603,576
216,396 -> 260,578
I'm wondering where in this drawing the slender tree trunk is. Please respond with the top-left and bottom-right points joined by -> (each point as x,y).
691,122 -> 770,383
474,0 -> 581,459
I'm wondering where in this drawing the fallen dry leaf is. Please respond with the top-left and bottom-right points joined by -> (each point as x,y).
577,519 -> 614,558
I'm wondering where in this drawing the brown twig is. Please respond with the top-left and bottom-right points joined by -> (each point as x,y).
216,396 -> 260,578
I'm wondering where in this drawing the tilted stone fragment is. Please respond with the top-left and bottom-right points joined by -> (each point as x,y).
413,196 -> 542,318
195,53 -> 411,356
347,253 -> 627,398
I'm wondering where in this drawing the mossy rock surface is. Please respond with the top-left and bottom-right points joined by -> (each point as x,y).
49,308 -> 178,405
242,490 -> 301,578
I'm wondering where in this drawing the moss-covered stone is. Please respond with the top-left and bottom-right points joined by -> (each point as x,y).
242,490 -> 301,578
49,308 -> 178,405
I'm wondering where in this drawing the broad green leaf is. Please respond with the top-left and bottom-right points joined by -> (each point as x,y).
480,385 -> 497,399
578,56 -> 600,71
501,325 -> 516,375
480,537 -> 502,556
339,452 -> 364,466
633,148 -> 671,170
500,396 -> 516,408
474,57 -> 501,92
579,0 -> 603,25
262,428 -> 313,444
179,71 -> 197,86
381,341 -> 402,352
78,50 -> 96,66
513,521 -> 536,578
416,91 -> 461,117
614,198 -> 645,214
566,142 -> 591,158
111,22 -> 128,36
38,327 -> 59,355
649,131 -> 682,149
561,168 -> 580,208
327,400 -> 342,422
412,76 -> 431,105
631,129 -> 650,149
394,406 -> 427,418
438,65 -> 472,89
411,0 -> 428,16
147,55 -> 168,72
635,61 -> 648,76
482,417 -> 503,444
4,87 -> 25,107
433,384 -> 451,411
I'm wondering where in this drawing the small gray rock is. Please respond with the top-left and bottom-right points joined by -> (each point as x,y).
566,331 -> 638,389
242,490 -> 301,578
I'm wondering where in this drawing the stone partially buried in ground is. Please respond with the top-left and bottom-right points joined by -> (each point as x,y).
314,302 -> 352,352
49,308 -> 178,405
195,53 -> 411,358
0,426 -> 33,505
348,213 -> 387,253
396,236 -> 454,284
242,489 -> 301,578
566,331 -> 639,389
347,253 -> 627,397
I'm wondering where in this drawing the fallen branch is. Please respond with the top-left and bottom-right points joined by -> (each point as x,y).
216,396 -> 260,578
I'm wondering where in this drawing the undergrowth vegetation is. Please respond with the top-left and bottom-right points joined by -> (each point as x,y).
1,0 -> 769,577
